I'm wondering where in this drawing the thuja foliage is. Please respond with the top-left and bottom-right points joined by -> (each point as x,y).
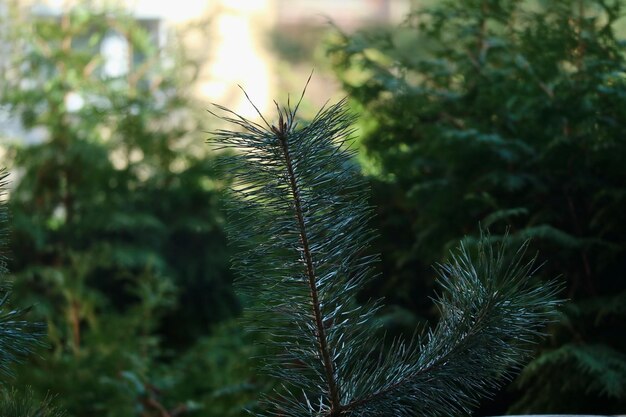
329,0 -> 626,413
211,85 -> 560,416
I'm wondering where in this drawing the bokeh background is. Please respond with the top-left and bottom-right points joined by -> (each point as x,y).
0,0 -> 625,416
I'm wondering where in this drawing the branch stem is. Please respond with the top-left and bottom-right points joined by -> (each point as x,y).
277,131 -> 342,415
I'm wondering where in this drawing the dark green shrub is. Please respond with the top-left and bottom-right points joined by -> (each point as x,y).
329,0 -> 626,413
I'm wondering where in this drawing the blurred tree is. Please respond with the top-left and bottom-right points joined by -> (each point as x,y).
329,0 -> 626,414
0,2 -> 240,415
168,320 -> 275,417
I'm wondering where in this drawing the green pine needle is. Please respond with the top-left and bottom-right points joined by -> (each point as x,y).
0,388 -> 64,417
0,170 -> 46,379
210,87 -> 561,417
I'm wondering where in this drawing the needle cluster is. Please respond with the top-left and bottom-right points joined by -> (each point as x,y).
210,84 -> 560,417
0,171 -> 45,379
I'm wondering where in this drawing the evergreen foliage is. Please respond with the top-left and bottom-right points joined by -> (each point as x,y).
0,388 -> 63,417
0,170 -> 59,415
0,189 -> 43,378
169,320 -> 275,417
210,85 -> 560,417
514,343 -> 626,412
0,3 -> 237,415
328,0 -> 626,413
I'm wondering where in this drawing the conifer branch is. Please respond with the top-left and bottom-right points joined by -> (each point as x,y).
0,170 -> 46,378
210,88 -> 560,417
276,122 -> 342,414
339,239 -> 561,416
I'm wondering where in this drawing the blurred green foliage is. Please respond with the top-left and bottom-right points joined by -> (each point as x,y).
0,3 -> 266,416
329,0 -> 626,414
169,321 -> 274,417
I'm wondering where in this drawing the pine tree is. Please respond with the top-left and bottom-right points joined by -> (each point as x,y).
0,389 -> 63,417
210,83 -> 560,417
0,175 -> 43,375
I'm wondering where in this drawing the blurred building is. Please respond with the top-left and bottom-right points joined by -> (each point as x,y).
3,0 -> 411,118
194,0 -> 411,115
275,0 -> 409,30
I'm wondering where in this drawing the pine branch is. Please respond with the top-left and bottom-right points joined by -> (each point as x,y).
275,114 -> 342,413
0,170 -> 46,378
210,89 -> 560,417
0,388 -> 64,417
338,239 -> 561,416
